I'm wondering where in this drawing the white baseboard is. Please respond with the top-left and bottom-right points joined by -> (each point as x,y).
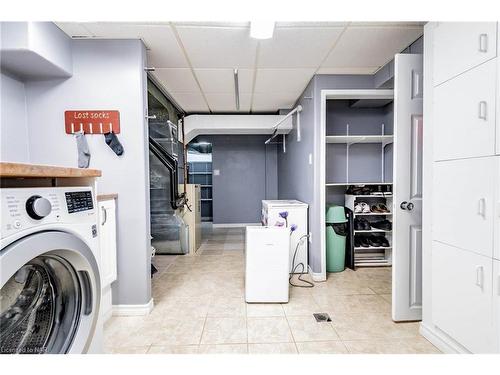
212,223 -> 260,228
112,298 -> 154,317
419,322 -> 469,354
308,265 -> 326,282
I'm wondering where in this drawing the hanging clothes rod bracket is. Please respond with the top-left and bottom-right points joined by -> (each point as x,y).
264,105 -> 303,148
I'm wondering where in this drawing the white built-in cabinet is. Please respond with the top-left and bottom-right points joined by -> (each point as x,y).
99,198 -> 117,286
425,22 -> 500,353
432,22 -> 497,86
432,157 -> 497,258
98,197 -> 118,322
433,59 -> 497,161
432,242 -> 497,353
495,260 -> 500,350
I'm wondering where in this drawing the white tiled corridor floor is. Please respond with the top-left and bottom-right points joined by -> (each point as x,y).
104,227 -> 440,354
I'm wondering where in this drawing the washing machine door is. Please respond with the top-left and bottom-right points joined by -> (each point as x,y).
0,231 -> 100,354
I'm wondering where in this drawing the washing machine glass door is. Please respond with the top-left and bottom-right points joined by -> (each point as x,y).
0,231 -> 100,354
0,255 -> 81,354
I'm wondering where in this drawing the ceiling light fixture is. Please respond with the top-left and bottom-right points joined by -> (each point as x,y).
233,69 -> 240,110
250,21 -> 275,39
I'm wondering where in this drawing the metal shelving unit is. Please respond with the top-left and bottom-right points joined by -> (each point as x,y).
187,161 -> 213,221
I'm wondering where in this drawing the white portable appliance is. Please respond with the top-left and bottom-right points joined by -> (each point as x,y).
0,187 -> 103,354
262,200 -> 308,273
245,226 -> 290,303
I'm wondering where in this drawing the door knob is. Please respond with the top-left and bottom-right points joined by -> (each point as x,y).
400,201 -> 414,211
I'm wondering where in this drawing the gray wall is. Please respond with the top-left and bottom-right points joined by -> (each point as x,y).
325,100 -> 394,184
278,74 -> 376,273
198,135 -> 277,224
0,72 -> 30,162
5,38 -> 152,306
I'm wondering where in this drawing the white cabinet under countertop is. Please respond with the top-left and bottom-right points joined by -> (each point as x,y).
97,194 -> 118,322
433,22 -> 497,86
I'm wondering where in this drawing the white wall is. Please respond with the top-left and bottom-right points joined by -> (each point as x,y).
0,72 -> 30,162
23,39 -> 151,306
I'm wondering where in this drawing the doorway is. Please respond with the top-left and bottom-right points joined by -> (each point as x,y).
187,138 -> 213,225
320,53 -> 424,323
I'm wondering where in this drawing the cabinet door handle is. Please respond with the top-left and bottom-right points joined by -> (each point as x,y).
497,275 -> 500,296
476,266 -> 484,289
478,101 -> 488,120
479,33 -> 488,52
478,198 -> 486,218
101,206 -> 107,225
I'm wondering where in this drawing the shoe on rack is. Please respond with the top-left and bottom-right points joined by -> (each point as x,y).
371,203 -> 390,213
346,185 -> 372,195
359,202 -> 371,213
378,236 -> 390,247
377,203 -> 390,213
367,235 -> 382,247
371,220 -> 392,231
358,236 -> 370,248
354,203 -> 363,213
354,218 -> 371,231
354,237 -> 362,248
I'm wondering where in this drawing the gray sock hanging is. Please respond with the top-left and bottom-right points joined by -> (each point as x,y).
104,131 -> 124,156
75,130 -> 91,168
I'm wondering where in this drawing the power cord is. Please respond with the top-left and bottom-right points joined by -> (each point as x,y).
289,234 -> 314,288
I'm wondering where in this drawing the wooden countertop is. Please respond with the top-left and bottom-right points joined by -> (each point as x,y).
97,193 -> 118,201
0,162 -> 102,178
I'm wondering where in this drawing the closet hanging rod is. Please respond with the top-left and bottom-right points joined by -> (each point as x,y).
264,105 -> 303,145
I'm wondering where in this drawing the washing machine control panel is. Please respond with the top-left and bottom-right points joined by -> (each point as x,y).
1,187 -> 96,238
65,191 -> 94,213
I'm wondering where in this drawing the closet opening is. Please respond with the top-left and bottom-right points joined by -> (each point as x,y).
320,89 -> 396,312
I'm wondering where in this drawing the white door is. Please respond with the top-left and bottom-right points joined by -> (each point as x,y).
392,54 -> 424,321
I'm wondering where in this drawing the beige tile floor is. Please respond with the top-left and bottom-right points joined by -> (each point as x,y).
104,226 -> 440,354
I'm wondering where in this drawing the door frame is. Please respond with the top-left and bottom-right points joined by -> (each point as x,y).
319,89 -> 395,281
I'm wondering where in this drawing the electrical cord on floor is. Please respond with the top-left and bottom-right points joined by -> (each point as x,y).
289,234 -> 314,288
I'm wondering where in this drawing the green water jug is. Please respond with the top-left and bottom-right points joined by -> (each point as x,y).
326,206 -> 348,273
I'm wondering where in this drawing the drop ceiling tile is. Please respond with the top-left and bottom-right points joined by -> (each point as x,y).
152,69 -> 200,93
321,26 -> 423,69
349,22 -> 425,27
316,67 -> 379,75
205,93 -> 251,112
258,27 -> 344,68
173,21 -> 250,27
170,92 -> 209,113
55,22 -> 95,37
195,68 -> 254,93
83,23 -> 188,68
254,68 -> 314,94
175,26 -> 258,68
276,22 -> 349,28
251,92 -> 298,112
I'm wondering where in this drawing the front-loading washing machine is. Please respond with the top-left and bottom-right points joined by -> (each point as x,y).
0,186 -> 103,354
